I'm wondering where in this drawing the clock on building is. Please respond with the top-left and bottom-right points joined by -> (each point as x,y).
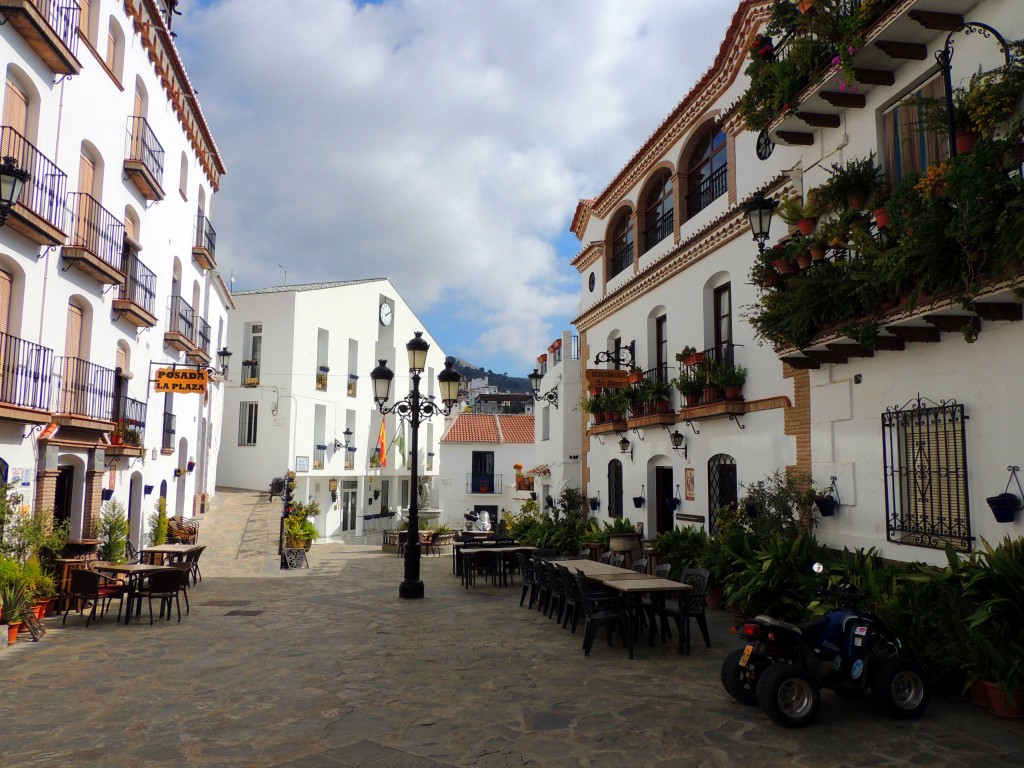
379,303 -> 393,326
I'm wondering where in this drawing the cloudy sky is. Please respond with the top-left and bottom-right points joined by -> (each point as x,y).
176,0 -> 739,376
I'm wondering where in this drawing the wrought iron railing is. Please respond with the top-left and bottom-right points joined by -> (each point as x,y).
114,395 -> 147,445
120,253 -> 157,316
610,241 -> 634,277
195,316 -> 211,356
125,115 -> 165,187
642,209 -> 674,253
167,295 -> 195,341
467,474 -> 503,494
162,411 -> 176,451
195,213 -> 216,255
241,360 -> 260,386
0,125 -> 67,232
66,193 -> 125,270
686,164 -> 727,218
56,356 -> 116,420
31,0 -> 81,56
570,335 -> 580,360
0,331 -> 54,411
678,342 -> 740,407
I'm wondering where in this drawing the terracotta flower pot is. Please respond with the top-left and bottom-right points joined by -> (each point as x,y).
761,269 -> 781,288
847,193 -> 864,211
683,352 -> 705,366
796,250 -> 812,270
702,386 -> 723,403
809,243 -> 827,262
684,393 -> 701,407
628,371 -> 644,384
873,207 -> 891,229
6,622 -> 21,645
955,129 -> 979,154
982,680 -> 1024,718
111,435 -> 123,446
773,259 -> 797,275
797,218 -> 816,236
724,384 -> 743,400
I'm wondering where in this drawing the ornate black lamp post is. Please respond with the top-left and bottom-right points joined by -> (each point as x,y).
371,332 -> 460,599
0,156 -> 30,226
744,191 -> 777,253
527,368 -> 559,408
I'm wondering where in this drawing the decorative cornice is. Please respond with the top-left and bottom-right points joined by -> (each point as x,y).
588,1 -> 771,220
571,199 -> 594,240
123,0 -> 226,191
571,242 -> 602,271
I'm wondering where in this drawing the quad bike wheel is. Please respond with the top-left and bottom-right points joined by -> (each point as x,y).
756,662 -> 821,727
871,658 -> 930,719
721,648 -> 763,705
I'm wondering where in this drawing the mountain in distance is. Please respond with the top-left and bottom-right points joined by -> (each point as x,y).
452,358 -> 530,393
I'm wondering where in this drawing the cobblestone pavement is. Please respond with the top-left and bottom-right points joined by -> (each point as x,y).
1,488 -> 1021,768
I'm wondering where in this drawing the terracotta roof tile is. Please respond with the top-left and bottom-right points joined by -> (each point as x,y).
441,414 -> 534,444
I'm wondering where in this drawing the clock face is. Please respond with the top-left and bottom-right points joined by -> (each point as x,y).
379,304 -> 393,326
756,129 -> 775,161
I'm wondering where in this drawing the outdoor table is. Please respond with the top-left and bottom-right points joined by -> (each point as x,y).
95,563 -> 175,624
588,576 -> 693,655
589,571 -> 659,581
453,540 -> 520,577
556,558 -> 634,577
140,543 -> 203,564
460,545 -> 535,587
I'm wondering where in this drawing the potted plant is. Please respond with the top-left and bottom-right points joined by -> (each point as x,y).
0,576 -> 29,645
650,378 -> 674,413
673,367 -> 704,407
719,365 -> 748,400
985,492 -> 1020,523
124,427 -> 142,447
627,366 -> 645,385
813,491 -> 839,517
589,496 -> 600,511
820,152 -> 883,211
676,345 -> 704,367
776,194 -> 819,236
632,493 -> 645,508
316,371 -> 328,390
699,359 -> 724,403
602,389 -> 628,421
111,420 -> 126,446
98,498 -> 130,564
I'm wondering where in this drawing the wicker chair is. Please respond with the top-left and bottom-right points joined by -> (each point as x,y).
61,568 -> 125,627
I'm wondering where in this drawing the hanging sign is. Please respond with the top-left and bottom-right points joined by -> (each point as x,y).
154,368 -> 209,394
586,369 -> 630,389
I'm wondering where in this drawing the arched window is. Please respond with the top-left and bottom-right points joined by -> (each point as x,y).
105,18 -> 125,84
707,453 -> 737,535
608,459 -> 623,519
608,210 -> 634,278
642,171 -> 673,254
687,124 -> 728,218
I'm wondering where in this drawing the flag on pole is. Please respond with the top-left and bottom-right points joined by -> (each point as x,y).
378,420 -> 387,467
396,422 -> 407,468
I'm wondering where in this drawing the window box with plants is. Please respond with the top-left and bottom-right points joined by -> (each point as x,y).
719,365 -> 748,401
673,367 -> 704,407
676,345 -> 704,367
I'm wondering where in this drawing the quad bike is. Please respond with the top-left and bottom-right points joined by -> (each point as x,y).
720,563 -> 929,727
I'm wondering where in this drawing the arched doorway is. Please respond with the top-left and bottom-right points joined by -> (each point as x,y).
128,469 -> 143,548
707,453 -> 737,535
175,436 -> 188,516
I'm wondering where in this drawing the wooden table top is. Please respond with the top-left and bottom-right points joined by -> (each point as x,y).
140,544 -> 203,554
589,571 -> 660,581
95,563 -> 174,575
595,577 -> 693,593
556,559 -> 635,576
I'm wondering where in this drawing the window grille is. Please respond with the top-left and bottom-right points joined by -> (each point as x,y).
707,454 -> 737,535
882,395 -> 971,551
238,401 -> 258,446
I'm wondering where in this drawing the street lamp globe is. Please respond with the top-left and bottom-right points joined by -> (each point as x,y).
744,191 -> 777,253
406,331 -> 430,373
528,368 -> 543,393
370,359 -> 394,406
438,357 -> 461,408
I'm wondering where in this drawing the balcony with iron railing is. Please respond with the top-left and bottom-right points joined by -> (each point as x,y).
164,295 -> 196,354
676,342 -> 750,421
193,213 -> 217,270
124,115 -> 165,201
108,395 -> 147,456
187,316 -> 212,365
0,125 -> 67,245
0,331 -> 54,424
609,240 -> 634,278
112,253 -> 157,328
686,164 -> 727,219
313,445 -> 326,470
0,0 -> 82,74
54,356 -> 116,427
467,474 -> 503,494
241,359 -> 260,387
62,193 -> 126,285
642,209 -> 674,254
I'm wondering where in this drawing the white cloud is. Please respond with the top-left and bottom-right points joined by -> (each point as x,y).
177,0 -> 738,371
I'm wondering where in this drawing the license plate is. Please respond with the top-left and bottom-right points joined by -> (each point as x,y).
739,644 -> 753,667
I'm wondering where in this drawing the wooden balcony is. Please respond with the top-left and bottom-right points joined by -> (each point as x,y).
1,125 -> 68,246
61,194 -> 126,286
192,214 -> 216,270
123,116 -> 165,201
164,295 -> 197,353
112,254 -> 158,329
0,0 -> 82,75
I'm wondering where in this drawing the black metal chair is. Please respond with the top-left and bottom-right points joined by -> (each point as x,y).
651,568 -> 711,654
610,554 -> 626,568
556,565 -> 582,633
62,568 -> 125,627
185,545 -> 206,585
543,560 -> 566,621
573,570 -> 631,659
516,552 -> 539,608
130,569 -> 184,624
632,557 -> 648,573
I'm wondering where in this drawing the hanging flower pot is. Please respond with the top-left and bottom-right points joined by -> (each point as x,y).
986,493 -> 1019,523
589,497 -> 600,511
795,249 -> 812,271
632,496 -> 645,508
873,207 -> 891,229
627,369 -> 644,385
683,352 -> 705,367
665,498 -> 680,511
814,494 -> 839,517
809,243 -> 827,262
773,259 -> 797,276
797,218 -> 816,237
761,269 -> 781,288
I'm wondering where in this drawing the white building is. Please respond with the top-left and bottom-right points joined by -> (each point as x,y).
570,0 -> 800,539
438,413 -> 534,532
529,330 -> 583,506
0,0 -> 230,546
218,279 -> 450,540
572,0 -> 1024,565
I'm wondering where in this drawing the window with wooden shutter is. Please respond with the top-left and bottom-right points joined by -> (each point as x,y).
3,78 -> 28,158
78,152 -> 95,197
115,344 -> 127,375
79,0 -> 91,40
63,303 -> 84,412
0,270 -> 12,336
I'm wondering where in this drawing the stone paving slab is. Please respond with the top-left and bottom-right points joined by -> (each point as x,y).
0,488 -> 1021,767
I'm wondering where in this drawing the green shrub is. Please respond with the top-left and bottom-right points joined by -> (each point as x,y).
148,497 -> 168,546
649,526 -> 708,580
99,499 -> 130,564
721,531 -> 824,621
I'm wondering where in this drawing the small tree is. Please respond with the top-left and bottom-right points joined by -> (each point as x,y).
98,499 -> 130,563
148,497 -> 169,546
